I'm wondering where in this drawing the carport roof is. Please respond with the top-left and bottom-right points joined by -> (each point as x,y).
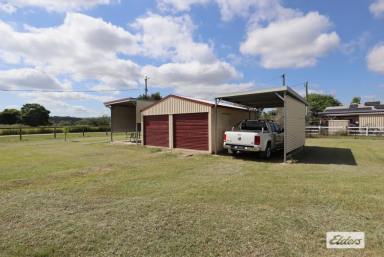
104,97 -> 137,107
216,86 -> 308,108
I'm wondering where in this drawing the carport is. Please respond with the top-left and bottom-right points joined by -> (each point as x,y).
215,86 -> 308,162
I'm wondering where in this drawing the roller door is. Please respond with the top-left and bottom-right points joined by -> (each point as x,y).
144,115 -> 169,147
174,113 -> 209,151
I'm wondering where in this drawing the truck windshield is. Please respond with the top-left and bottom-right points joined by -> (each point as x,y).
239,121 -> 268,131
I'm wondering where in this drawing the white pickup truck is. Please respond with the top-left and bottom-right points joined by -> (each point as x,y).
223,120 -> 284,159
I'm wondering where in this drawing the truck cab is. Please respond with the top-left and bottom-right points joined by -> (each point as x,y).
223,120 -> 284,159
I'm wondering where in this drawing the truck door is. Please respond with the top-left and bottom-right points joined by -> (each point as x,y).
274,123 -> 284,148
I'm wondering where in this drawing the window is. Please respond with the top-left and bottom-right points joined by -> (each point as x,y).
240,121 -> 268,131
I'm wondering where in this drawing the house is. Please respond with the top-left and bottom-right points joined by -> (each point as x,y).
319,101 -> 384,128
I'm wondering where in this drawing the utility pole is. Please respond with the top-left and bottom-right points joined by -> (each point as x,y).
144,76 -> 149,98
305,81 -> 310,124
282,74 -> 286,87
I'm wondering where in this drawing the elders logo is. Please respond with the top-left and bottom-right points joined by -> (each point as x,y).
326,232 -> 365,249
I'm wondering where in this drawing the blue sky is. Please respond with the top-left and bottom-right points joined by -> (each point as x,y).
0,0 -> 383,117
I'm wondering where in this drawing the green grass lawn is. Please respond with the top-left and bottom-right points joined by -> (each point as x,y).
0,136 -> 383,257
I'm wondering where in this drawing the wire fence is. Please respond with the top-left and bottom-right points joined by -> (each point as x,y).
306,126 -> 384,137
0,126 -> 141,143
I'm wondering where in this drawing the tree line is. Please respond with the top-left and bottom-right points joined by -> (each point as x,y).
0,104 -> 50,126
0,103 -> 110,127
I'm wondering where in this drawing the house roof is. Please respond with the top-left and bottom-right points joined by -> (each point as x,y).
320,101 -> 384,116
140,94 -> 249,112
216,86 -> 308,108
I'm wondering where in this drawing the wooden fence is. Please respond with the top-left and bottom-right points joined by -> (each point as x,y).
306,126 -> 384,137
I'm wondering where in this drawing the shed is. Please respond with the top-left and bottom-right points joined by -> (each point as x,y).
140,95 -> 255,152
104,98 -> 158,140
216,86 -> 308,162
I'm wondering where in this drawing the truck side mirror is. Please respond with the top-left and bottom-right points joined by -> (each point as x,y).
280,128 -> 284,133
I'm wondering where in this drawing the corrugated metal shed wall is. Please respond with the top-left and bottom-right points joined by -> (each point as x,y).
111,105 -> 136,132
285,95 -> 306,153
142,97 -> 210,115
329,120 -> 349,127
359,115 -> 384,127
136,100 -> 158,123
212,107 -> 251,152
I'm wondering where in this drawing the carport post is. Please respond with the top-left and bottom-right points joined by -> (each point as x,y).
283,92 -> 287,163
214,98 -> 219,155
109,106 -> 113,142
135,123 -> 138,145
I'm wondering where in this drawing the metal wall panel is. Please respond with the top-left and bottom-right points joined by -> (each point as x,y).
174,113 -> 209,151
359,115 -> 384,127
285,95 -> 306,153
142,96 -> 210,116
144,115 -> 169,147
136,100 -> 158,123
111,105 -> 136,132
211,107 -> 251,153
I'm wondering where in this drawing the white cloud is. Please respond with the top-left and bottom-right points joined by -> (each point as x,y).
142,61 -> 240,87
157,0 -> 295,21
367,44 -> 384,74
0,2 -> 16,13
216,0 -> 292,22
0,11 -> 250,112
240,12 -> 340,68
370,0 -> 384,18
133,13 -> 216,63
157,0 -> 339,69
158,0 -> 210,12
134,13 -> 245,98
174,82 -> 253,99
0,13 -> 141,90
0,0 -> 115,13
0,68 -> 64,90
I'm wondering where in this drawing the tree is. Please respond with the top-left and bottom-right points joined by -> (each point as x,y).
0,109 -> 21,124
137,92 -> 162,100
307,93 -> 341,124
351,96 -> 361,105
307,93 -> 342,115
21,104 -> 50,126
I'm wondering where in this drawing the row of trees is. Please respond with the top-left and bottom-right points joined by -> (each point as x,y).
0,104 -> 112,127
0,104 -> 50,126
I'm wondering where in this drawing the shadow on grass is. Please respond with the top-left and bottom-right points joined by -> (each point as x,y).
221,146 -> 357,165
296,146 -> 357,165
220,150 -> 284,163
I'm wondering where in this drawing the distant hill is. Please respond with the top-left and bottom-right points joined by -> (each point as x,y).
49,116 -> 83,125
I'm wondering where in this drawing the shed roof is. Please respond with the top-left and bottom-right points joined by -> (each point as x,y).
216,86 -> 308,108
104,97 -> 137,107
140,94 -> 248,112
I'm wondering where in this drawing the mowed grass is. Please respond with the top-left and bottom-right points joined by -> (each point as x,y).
0,136 -> 383,257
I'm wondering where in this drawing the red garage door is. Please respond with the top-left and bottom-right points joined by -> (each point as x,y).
144,115 -> 169,147
174,113 -> 209,151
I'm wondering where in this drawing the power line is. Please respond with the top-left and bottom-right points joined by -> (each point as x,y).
0,88 -> 140,93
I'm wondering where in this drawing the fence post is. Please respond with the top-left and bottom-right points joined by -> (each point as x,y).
54,127 -> 57,139
19,127 -> 22,141
366,127 -> 369,136
318,125 -> 321,136
82,128 -> 85,137
65,128 -> 67,142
